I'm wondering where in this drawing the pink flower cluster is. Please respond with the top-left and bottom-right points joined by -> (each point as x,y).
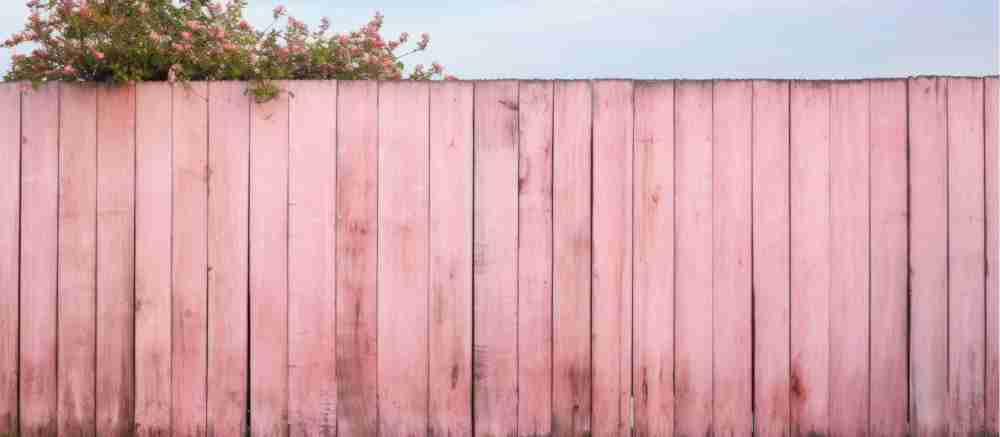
3,0 -> 451,100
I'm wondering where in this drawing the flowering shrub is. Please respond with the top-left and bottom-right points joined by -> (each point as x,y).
3,0 -> 451,102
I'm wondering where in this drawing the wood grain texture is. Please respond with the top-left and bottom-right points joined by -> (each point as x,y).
868,79 -> 908,436
591,80 -> 633,437
472,80 -> 519,437
286,81 -> 337,437
516,80 -> 553,437
428,81 -> 474,437
986,76 -> 999,435
551,80 -> 592,437
674,80 -> 714,437
96,84 -> 136,437
250,82 -> 289,437
377,81 -> 430,436
20,82 -> 59,437
57,83 -> 98,437
171,82 -> 208,437
207,81 -> 249,437
907,76 -> 949,437
335,80 -> 379,437
134,82 -> 173,436
828,81 -> 870,437
0,82 -> 19,435
789,81 -> 830,437
947,77 -> 986,434
712,80 -> 753,437
751,80 -> 790,437
632,80 -> 674,437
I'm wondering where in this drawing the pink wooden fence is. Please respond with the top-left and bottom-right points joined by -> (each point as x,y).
0,77 -> 997,437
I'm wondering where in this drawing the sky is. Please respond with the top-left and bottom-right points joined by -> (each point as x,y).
0,0 -> 995,79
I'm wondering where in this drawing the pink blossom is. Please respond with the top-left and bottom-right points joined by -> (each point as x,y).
273,5 -> 286,19
430,62 -> 443,74
417,33 -> 429,50
62,65 -> 75,74
91,48 -> 104,60
181,31 -> 192,40
239,20 -> 251,30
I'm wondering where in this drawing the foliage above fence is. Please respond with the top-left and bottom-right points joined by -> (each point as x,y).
3,0 -> 450,102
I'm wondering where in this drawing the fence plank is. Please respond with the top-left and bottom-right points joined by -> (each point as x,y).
712,80 -> 752,436
516,80 -> 554,437
789,81 -> 830,437
206,81 -> 250,437
869,79 -> 908,436
428,81 -> 474,436
986,76 -> 999,435
473,80 -> 519,437
592,80 -> 633,437
377,81 -> 430,436
96,84 -> 136,437
632,80 -> 674,437
335,81 -> 379,437
674,80 -> 714,437
751,80 -> 790,436
20,82 -> 59,437
552,80 -> 592,437
172,82 -> 209,437
250,82 -> 289,437
287,80 -> 337,437
829,80 -> 871,436
134,82 -> 173,436
947,77 -> 987,434
57,83 -> 98,437
907,76 -> 949,437
0,83 -> 19,435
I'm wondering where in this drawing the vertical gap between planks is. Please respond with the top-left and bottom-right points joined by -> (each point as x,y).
749,80 -> 756,432
866,80 -> 873,436
469,81 -> 476,435
671,80 -> 679,436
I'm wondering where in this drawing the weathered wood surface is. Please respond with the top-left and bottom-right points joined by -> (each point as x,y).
0,78 -> 993,436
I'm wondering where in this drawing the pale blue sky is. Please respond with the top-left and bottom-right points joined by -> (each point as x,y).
0,0 -> 995,79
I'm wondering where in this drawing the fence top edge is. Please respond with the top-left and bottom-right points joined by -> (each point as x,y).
4,75 -> 996,89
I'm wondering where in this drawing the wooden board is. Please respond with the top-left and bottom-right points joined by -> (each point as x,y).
172,82 -> 209,437
947,77 -> 986,434
96,84 -> 136,437
206,81 -> 249,437
907,76 -> 949,436
377,81 -> 430,436
789,81 -> 830,437
516,80 -> 554,436
868,79 -> 908,436
0,83 -> 20,435
674,80 -> 714,437
286,81 -> 338,437
335,80 -> 379,437
986,76 -> 999,435
134,82 -> 173,436
712,80 -> 752,436
632,80 -> 674,437
751,80 -> 790,436
20,82 -> 59,437
57,83 -> 98,437
591,80 -> 633,437
828,80 -> 870,436
428,81 -> 474,436
250,82 -> 289,437
551,80 -> 593,437
472,80 -> 519,437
